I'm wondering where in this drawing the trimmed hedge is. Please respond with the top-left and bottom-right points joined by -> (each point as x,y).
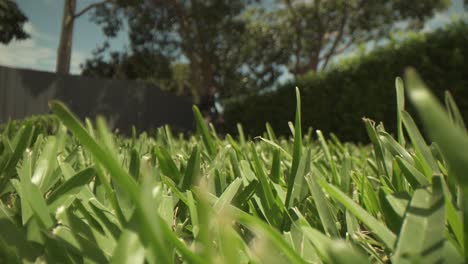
224,21 -> 468,142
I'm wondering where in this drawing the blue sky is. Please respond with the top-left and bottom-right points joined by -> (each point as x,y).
0,0 -> 466,75
0,0 -> 128,74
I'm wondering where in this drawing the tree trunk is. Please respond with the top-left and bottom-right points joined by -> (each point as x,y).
56,0 -> 76,74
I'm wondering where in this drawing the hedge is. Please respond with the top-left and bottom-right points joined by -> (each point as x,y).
224,21 -> 468,142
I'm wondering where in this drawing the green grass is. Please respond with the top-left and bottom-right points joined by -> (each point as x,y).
0,69 -> 467,263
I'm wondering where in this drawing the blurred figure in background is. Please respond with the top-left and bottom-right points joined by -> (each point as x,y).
198,86 -> 224,126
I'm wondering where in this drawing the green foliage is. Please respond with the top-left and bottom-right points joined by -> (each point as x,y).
86,0 -> 275,97
225,21 -> 468,141
1,73 -> 468,263
266,0 -> 449,74
0,0 -> 30,44
81,48 -> 173,88
84,0 -> 449,96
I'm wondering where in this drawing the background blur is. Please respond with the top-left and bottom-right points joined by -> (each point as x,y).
1,0 -> 468,141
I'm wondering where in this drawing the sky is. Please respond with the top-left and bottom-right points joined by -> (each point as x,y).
0,0 -> 466,75
0,0 -> 129,74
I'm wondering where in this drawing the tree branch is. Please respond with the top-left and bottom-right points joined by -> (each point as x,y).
284,0 -> 303,76
73,0 -> 111,19
320,4 -> 349,70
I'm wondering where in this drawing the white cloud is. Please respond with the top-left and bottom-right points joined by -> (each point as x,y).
0,38 -> 88,74
24,22 -> 55,42
0,22 -> 89,74
0,38 -> 55,72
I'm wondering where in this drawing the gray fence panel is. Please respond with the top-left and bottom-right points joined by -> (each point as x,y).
0,65 -> 194,133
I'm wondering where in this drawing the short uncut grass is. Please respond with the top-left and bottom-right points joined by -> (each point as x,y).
1,69 -> 468,263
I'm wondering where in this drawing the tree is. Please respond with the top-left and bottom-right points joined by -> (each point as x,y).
56,0 -> 116,74
81,42 -> 173,85
237,7 -> 290,93
0,0 -> 30,44
86,1 -> 450,96
85,0 -> 289,97
269,0 -> 450,76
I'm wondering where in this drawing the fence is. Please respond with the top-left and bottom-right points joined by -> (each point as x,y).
0,65 -> 194,133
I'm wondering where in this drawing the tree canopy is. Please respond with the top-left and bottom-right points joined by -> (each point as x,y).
82,0 -> 451,97
0,0 -> 30,44
273,0 -> 450,75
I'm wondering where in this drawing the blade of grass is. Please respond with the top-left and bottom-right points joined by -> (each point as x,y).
179,146 -> 200,191
392,175 -> 446,264
319,179 -> 396,249
395,77 -> 406,146
405,68 -> 468,261
0,122 -> 33,190
193,106 -> 216,157
363,119 -> 390,178
401,111 -> 438,176
236,123 -> 246,146
444,91 -> 466,131
305,170 -> 339,237
155,146 -> 181,182
0,201 -> 40,262
317,130 -> 340,185
50,101 -> 203,263
47,167 -> 95,206
285,88 -> 302,209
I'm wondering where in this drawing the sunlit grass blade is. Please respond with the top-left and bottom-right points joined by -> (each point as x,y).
445,192 -> 464,254
213,178 -> 242,212
236,123 -> 246,146
50,101 -> 202,263
445,91 -> 466,132
392,175 -> 447,263
251,144 -> 282,226
0,122 -> 33,190
285,87 -> 302,209
20,176 -> 54,229
88,200 -> 121,240
47,167 -> 95,206
327,241 -> 370,264
405,68 -> 468,261
52,225 -> 109,263
363,119 -> 390,178
50,101 -> 139,200
154,146 -> 181,182
319,179 -> 397,249
317,130 -> 340,184
305,170 -> 339,237
31,136 -> 60,193
401,111 -> 438,176
395,156 -> 430,188
266,122 -> 278,142
226,134 -> 242,157
233,205 -> 305,263
395,77 -> 406,146
270,149 -> 281,184
129,148 -> 140,180
379,131 -> 413,163
110,228 -> 145,264
180,146 -> 200,191
288,148 -> 311,208
193,105 -> 216,157
378,191 -> 409,233
255,137 -> 292,160
0,201 -> 40,262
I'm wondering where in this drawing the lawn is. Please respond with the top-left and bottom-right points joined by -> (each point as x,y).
0,69 -> 466,263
